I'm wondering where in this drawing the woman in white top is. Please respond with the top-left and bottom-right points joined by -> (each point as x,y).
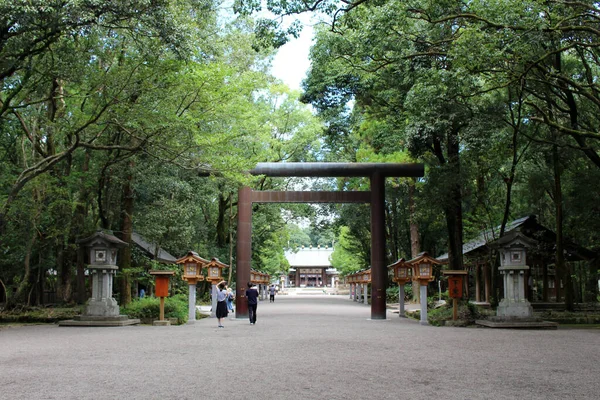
216,281 -> 228,328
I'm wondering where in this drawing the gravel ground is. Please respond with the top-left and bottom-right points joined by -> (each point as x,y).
1,295 -> 599,400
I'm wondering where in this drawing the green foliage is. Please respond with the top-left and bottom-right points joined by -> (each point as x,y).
426,302 -> 486,327
0,306 -> 84,324
330,226 -> 367,275
121,294 -> 198,325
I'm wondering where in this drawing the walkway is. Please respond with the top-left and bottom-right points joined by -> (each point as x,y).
1,295 -> 599,399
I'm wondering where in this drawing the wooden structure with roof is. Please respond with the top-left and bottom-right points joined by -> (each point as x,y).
437,215 -> 596,304
285,246 -> 339,288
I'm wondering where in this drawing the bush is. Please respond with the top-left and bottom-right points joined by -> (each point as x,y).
386,285 -> 413,303
427,301 -> 484,326
122,294 -> 195,325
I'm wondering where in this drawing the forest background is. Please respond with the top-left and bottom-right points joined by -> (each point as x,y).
1,0 -> 599,310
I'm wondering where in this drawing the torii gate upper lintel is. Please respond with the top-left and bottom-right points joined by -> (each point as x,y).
235,162 -> 424,320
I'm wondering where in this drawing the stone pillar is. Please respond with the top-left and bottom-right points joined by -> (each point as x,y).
210,283 -> 217,318
188,283 -> 196,323
85,266 -> 119,317
420,284 -> 428,325
364,284 -> 368,305
349,283 -> 353,300
399,284 -> 406,318
355,284 -> 360,302
497,268 -> 533,317
236,186 -> 251,319
370,172 -> 386,319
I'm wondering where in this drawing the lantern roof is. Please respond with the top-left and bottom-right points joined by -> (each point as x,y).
77,230 -> 128,248
206,257 -> 229,268
493,231 -> 538,248
175,251 -> 210,265
387,258 -> 408,269
406,252 -> 442,265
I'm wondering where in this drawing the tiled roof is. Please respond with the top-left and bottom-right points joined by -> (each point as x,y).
132,232 -> 177,263
436,215 -> 532,261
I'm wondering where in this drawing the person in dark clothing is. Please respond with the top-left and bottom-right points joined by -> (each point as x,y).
246,281 -> 259,325
269,285 -> 276,303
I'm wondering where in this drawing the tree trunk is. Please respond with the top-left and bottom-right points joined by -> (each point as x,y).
444,129 -> 464,271
12,226 -> 37,305
228,193 -> 235,285
408,178 -> 421,303
119,160 -> 134,307
216,190 -> 229,248
56,246 -> 73,303
553,143 -> 571,310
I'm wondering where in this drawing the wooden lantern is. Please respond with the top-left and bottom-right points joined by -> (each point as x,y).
175,251 -> 208,285
205,258 -> 228,284
388,258 -> 411,285
407,252 -> 442,284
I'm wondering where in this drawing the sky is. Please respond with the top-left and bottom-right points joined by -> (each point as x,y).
270,24 -> 315,91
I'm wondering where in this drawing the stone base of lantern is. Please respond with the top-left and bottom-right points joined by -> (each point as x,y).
475,317 -> 558,330
59,315 -> 140,327
152,320 -> 171,326
496,299 -> 534,318
85,297 -> 121,317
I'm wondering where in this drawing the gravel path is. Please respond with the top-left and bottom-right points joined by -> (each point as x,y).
1,295 -> 599,400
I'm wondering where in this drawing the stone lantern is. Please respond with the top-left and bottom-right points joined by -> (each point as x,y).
408,252 -> 442,325
60,231 -> 139,326
176,251 -> 208,324
388,258 -> 411,318
495,232 -> 536,318
205,258 -> 228,317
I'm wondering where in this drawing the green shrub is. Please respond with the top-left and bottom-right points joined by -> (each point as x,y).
122,294 -> 193,325
386,285 -> 413,303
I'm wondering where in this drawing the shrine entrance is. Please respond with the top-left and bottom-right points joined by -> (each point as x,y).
234,162 -> 424,320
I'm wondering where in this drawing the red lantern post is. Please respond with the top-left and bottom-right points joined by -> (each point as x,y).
442,270 -> 468,320
149,270 -> 176,326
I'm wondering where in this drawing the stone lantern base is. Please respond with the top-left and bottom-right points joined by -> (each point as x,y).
496,299 -> 534,318
59,315 -> 140,327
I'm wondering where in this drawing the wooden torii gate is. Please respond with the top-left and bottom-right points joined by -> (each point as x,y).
234,162 -> 424,320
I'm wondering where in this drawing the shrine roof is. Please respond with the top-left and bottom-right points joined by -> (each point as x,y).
285,247 -> 334,267
132,232 -> 177,263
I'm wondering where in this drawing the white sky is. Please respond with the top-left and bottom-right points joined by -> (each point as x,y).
270,24 -> 315,90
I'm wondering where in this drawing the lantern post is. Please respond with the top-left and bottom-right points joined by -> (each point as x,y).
408,252 -> 442,325
442,270 -> 468,321
388,258 -> 411,318
176,251 -> 208,324
149,270 -> 176,326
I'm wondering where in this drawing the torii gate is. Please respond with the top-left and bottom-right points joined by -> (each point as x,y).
234,162 -> 424,320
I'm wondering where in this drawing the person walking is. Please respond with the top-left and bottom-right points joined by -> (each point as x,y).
216,281 -> 229,328
269,285 -> 276,303
246,281 -> 258,325
226,287 -> 235,313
